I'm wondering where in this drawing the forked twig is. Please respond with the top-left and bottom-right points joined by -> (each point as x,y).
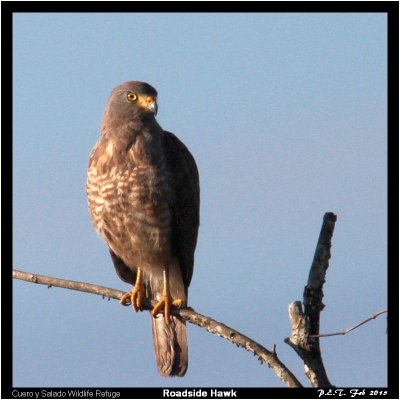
285,212 -> 337,388
310,310 -> 387,338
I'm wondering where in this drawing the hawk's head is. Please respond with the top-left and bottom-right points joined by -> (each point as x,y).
105,81 -> 158,122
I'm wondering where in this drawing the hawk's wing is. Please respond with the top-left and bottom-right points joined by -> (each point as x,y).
162,131 -> 200,293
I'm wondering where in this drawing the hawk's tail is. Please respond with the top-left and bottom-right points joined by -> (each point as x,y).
151,314 -> 188,376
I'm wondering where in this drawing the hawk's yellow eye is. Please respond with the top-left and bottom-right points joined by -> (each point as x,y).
127,92 -> 138,102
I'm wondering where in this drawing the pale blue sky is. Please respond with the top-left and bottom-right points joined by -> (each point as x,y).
13,12 -> 387,388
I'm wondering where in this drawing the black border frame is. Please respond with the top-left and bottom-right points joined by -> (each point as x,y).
3,2 -> 398,399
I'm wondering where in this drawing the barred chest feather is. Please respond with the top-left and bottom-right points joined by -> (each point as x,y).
87,138 -> 174,268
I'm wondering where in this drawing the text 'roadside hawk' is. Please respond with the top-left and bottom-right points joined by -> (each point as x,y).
86,81 -> 200,377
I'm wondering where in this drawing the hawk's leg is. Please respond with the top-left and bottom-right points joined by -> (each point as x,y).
152,269 -> 183,324
119,267 -> 145,312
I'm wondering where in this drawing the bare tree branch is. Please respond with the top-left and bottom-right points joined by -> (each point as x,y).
285,212 -> 337,388
13,268 -> 302,388
310,309 -> 387,338
12,269 -> 125,300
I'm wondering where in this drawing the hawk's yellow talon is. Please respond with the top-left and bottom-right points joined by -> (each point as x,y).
152,270 -> 183,324
119,291 -> 132,306
172,298 -> 183,307
119,268 -> 145,312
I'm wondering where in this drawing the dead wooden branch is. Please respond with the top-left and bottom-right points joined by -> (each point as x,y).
285,212 -> 337,388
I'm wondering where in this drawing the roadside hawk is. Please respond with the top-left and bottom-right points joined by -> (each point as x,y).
86,81 -> 200,377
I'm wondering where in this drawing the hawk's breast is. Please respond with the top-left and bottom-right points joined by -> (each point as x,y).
87,140 -> 174,268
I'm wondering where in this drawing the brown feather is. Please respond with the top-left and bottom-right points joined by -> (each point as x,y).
152,315 -> 188,376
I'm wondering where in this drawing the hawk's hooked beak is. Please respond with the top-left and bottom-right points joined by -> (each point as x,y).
139,95 -> 158,115
148,100 -> 158,115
